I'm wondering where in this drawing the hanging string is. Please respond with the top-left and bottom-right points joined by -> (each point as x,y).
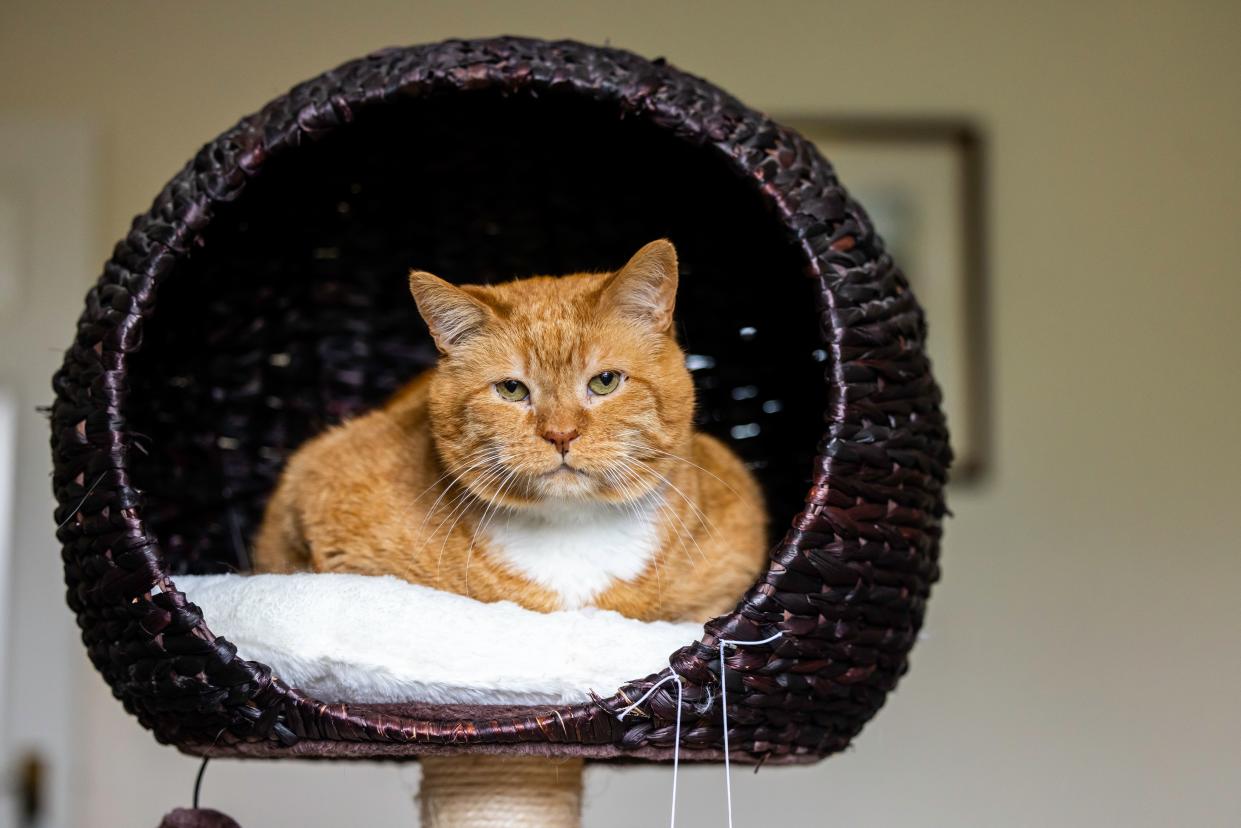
192,756 -> 210,810
613,630 -> 783,828
190,727 -> 226,810
618,671 -> 685,828
718,631 -> 783,828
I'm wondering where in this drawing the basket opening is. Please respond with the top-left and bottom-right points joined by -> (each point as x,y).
127,90 -> 826,573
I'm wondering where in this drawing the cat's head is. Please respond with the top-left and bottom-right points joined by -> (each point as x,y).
409,239 -> 694,508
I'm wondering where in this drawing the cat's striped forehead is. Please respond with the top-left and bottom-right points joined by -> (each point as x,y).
507,315 -> 612,377
480,272 -> 641,377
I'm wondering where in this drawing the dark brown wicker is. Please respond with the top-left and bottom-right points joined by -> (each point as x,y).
50,37 -> 950,765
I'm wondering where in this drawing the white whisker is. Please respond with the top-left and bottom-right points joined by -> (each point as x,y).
641,445 -> 745,502
415,446 -> 502,538
464,466 -> 523,599
613,458 -> 705,568
626,454 -> 718,542
430,463 -> 508,585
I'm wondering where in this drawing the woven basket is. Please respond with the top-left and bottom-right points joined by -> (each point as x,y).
50,37 -> 950,764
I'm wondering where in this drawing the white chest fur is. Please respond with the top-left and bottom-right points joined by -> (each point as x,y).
483,494 -> 664,609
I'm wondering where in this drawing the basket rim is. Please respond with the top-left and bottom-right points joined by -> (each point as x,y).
51,35 -> 947,763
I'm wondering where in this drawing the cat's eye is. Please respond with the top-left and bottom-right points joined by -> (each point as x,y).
588,371 -> 621,396
495,379 -> 530,401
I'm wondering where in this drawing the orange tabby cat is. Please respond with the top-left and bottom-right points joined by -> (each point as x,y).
253,240 -> 766,622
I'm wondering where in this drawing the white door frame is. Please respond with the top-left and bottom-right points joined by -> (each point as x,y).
0,119 -> 99,828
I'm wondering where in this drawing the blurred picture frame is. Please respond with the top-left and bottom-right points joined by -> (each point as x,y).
783,116 -> 990,484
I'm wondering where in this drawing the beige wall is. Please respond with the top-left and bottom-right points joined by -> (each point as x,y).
2,1 -> 1239,825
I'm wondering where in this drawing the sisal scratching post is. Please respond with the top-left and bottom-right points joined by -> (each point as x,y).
418,755 -> 584,828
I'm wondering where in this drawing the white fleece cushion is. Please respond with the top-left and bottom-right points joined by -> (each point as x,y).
176,573 -> 702,706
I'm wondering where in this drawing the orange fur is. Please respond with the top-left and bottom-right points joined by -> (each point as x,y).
253,240 -> 767,622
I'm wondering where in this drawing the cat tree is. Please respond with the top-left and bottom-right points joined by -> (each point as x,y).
50,37 -> 950,825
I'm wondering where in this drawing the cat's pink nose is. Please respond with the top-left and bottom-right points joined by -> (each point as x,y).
541,428 -> 580,456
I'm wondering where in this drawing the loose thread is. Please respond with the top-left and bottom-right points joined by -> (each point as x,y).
618,671 -> 684,828
718,631 -> 783,828
57,472 -> 106,529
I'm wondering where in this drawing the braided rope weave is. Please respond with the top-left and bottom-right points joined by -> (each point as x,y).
418,756 -> 583,828
50,37 -> 950,764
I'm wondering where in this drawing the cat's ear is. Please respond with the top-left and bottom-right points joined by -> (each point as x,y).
602,239 -> 679,333
408,270 -> 493,352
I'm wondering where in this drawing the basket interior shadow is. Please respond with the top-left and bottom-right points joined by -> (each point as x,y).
128,91 -> 826,578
